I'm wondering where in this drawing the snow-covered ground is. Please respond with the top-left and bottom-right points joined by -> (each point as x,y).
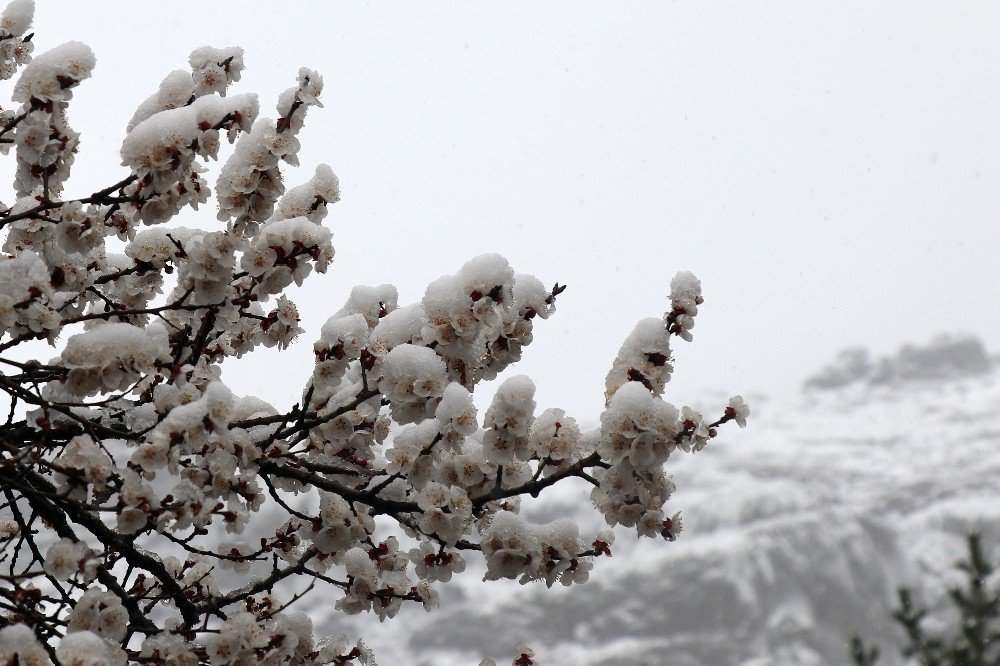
312,336 -> 1000,665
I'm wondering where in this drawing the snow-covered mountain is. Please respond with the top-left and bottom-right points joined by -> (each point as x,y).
316,335 -> 1000,665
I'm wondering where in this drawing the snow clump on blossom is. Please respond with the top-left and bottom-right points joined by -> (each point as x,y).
0,0 -> 32,82
598,381 -> 679,468
121,93 -> 259,182
481,511 -> 596,587
59,321 -> 170,396
216,68 -> 323,234
591,379 -> 714,541
417,257 -> 560,389
126,70 -> 196,132
379,343 -> 448,424
666,269 -> 702,341
369,303 -> 426,357
242,216 -> 333,299
145,381 -> 235,465
8,40 -> 93,198
273,162 -> 340,222
120,93 -> 258,225
478,272 -> 556,380
126,46 -> 245,132
12,40 -> 93,103
309,312 -> 369,407
334,283 -> 399,327
604,316 -> 674,403
435,381 -> 479,447
0,249 -> 59,339
482,374 -> 536,464
189,45 -> 245,97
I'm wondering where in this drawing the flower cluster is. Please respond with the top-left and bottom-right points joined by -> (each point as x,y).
604,317 -> 674,403
216,68 -> 324,234
0,248 -> 59,340
43,538 -> 96,581
54,435 -> 114,499
0,623 -> 49,665
138,634 -> 198,666
481,511 -> 606,587
203,609 -> 315,665
127,46 -> 245,136
189,46 -> 245,99
57,630 -> 127,666
528,407 -> 583,472
0,0 -> 32,81
242,215 -> 333,299
11,40 -> 93,198
306,491 -> 372,555
666,270 -> 702,341
480,643 -> 537,666
68,587 -> 129,643
419,254 -> 556,387
482,374 -> 537,465
120,93 -> 258,224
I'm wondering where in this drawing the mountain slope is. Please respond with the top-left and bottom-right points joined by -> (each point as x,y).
322,337 -> 1000,665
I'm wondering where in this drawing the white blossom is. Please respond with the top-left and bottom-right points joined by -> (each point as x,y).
727,394 -> 751,428
0,623 -> 48,666
44,538 -> 91,581
67,587 -> 129,642
56,631 -> 127,666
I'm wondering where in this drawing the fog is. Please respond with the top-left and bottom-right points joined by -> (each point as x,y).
26,1 -> 1000,420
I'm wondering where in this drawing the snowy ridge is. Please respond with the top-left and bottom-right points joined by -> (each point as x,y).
319,344 -> 1000,665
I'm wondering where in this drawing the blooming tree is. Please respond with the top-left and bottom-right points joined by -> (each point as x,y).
0,2 -> 749,664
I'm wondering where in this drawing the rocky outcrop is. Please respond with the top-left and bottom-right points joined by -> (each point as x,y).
805,335 -> 992,391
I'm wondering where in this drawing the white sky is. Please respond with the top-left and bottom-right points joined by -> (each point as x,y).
19,1 -> 1000,420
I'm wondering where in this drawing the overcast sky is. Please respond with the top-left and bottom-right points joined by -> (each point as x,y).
20,1 -> 1000,421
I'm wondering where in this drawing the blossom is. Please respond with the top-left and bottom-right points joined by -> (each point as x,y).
528,408 -> 581,464
44,538 -> 90,581
0,623 -> 48,666
67,587 -> 129,642
727,394 -> 751,428
56,631 -> 127,666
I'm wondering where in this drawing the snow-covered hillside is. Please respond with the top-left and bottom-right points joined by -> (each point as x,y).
317,335 -> 1000,665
